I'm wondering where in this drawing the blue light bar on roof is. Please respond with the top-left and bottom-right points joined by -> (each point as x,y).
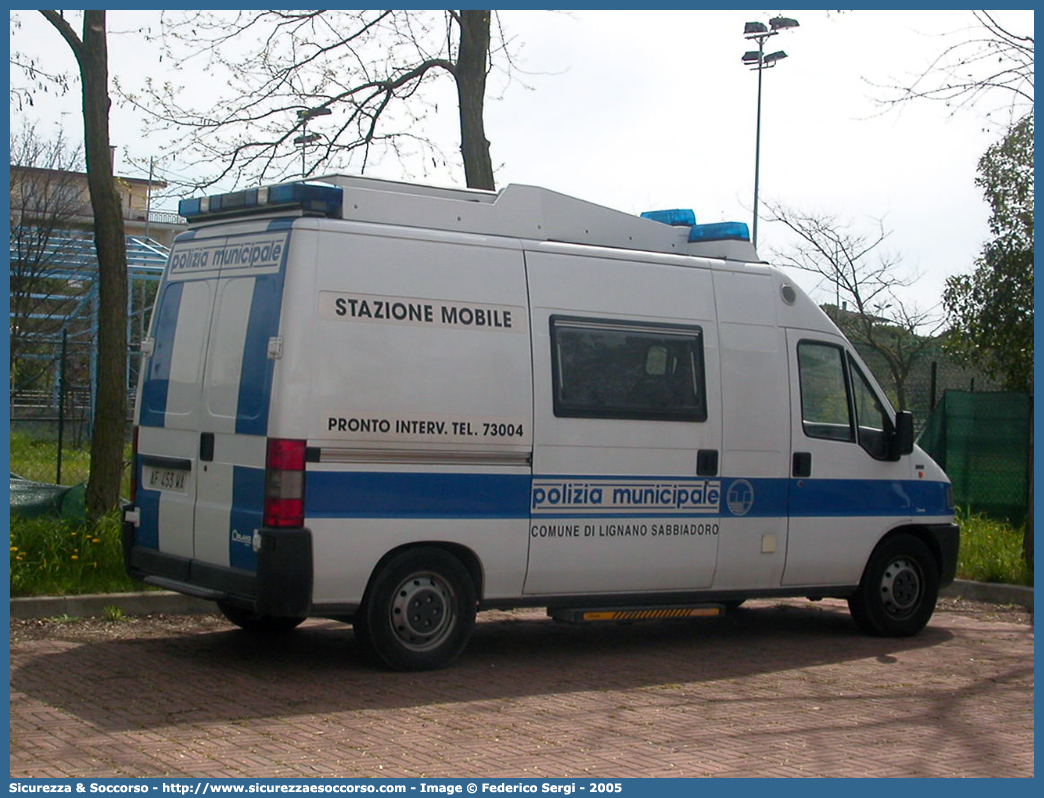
179,182 -> 343,220
688,221 -> 750,243
640,208 -> 696,227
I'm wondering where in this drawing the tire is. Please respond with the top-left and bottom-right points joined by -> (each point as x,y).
218,601 -> 306,634
848,534 -> 939,637
357,547 -> 476,671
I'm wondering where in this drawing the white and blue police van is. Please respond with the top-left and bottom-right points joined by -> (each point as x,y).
123,174 -> 958,670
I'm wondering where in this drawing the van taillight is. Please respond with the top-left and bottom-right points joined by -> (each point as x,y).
264,438 -> 307,528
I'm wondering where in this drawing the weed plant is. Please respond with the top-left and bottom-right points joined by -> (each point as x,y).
10,510 -> 142,596
956,510 -> 1033,587
11,433 -> 139,596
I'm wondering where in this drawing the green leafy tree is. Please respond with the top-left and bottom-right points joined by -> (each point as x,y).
870,9 -> 1033,572
944,113 -> 1033,570
943,114 -> 1033,392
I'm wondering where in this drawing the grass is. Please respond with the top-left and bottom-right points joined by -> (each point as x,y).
10,432 -> 94,485
10,510 -> 143,596
10,433 -> 141,597
956,510 -> 1033,587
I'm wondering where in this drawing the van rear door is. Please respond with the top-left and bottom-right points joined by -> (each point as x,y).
135,270 -> 213,562
134,223 -> 291,575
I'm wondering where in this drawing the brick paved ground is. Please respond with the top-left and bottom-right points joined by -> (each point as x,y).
10,597 -> 1033,778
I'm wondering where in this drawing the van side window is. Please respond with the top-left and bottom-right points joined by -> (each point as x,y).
849,356 -> 890,459
797,342 -> 854,442
550,317 -> 707,421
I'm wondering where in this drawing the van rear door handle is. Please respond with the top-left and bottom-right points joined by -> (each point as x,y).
199,432 -> 215,462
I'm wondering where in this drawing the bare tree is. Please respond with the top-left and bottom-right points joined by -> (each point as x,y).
9,15 -> 72,112
9,123 -> 91,394
871,10 -> 1033,124
37,10 -> 129,521
766,203 -> 943,410
118,10 -> 512,191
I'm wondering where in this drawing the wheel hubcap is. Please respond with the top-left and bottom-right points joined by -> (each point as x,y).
880,556 -> 922,618
390,573 -> 456,651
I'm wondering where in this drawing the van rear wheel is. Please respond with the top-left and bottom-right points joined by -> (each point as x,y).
218,601 -> 306,634
848,534 -> 939,637
356,547 -> 476,671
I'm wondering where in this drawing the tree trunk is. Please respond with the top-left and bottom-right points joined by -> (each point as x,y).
67,12 -> 129,519
455,10 -> 495,190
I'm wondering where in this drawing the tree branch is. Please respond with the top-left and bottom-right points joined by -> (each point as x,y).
40,11 -> 85,61
115,10 -> 508,191
867,10 -> 1033,122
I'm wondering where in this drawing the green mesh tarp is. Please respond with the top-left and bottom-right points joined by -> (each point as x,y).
10,473 -> 87,521
917,391 -> 1031,524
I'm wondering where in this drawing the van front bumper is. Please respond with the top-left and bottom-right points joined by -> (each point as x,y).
122,518 -> 313,618
929,522 -> 960,589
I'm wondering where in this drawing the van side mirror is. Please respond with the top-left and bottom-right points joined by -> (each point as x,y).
890,411 -> 915,459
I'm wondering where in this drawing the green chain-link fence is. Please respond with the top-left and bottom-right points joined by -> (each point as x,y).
918,390 -> 1032,524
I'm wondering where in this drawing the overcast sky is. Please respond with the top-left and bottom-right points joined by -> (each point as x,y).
9,9 -> 1034,317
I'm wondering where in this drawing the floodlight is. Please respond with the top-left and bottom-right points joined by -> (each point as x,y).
738,15 -> 799,250
297,107 -> 333,120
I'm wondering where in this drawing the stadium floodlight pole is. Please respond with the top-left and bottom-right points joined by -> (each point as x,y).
742,16 -> 799,250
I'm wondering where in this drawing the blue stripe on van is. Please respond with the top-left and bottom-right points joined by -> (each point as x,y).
229,466 -> 266,571
306,472 -> 533,519
139,281 -> 185,428
789,477 -> 951,518
234,229 -> 291,435
303,473 -> 951,521
720,478 -> 787,518
235,273 -> 284,435
135,484 -> 161,549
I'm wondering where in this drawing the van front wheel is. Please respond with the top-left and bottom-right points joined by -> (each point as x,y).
848,534 -> 939,637
357,548 -> 476,671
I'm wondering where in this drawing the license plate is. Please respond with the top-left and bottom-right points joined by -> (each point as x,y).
145,466 -> 188,493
